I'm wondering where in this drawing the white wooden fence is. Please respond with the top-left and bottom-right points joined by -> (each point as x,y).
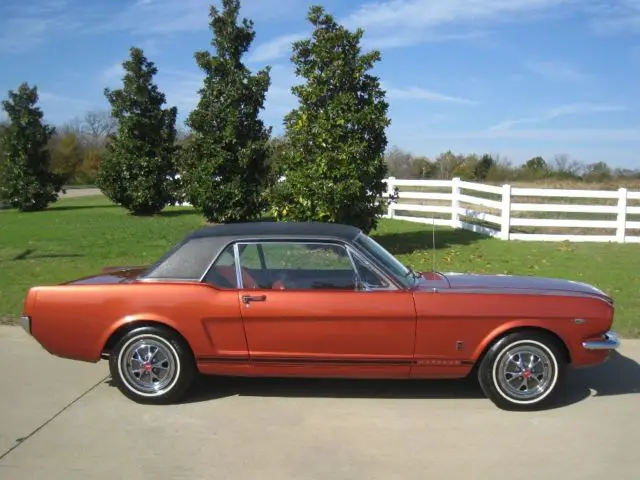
383,177 -> 640,243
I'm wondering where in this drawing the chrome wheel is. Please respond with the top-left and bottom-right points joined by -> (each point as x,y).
119,337 -> 178,395
495,344 -> 554,401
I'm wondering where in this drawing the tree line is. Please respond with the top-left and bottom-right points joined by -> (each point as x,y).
1,0 -> 636,229
382,147 -> 640,183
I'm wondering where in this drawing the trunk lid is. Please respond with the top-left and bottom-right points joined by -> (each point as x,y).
62,266 -> 149,285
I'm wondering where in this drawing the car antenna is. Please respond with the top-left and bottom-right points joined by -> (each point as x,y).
432,217 -> 437,274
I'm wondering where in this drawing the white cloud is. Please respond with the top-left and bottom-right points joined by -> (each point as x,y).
588,0 -> 640,34
101,63 -> 125,84
157,69 -> 205,116
343,0 -> 572,49
262,64 -> 299,121
384,84 -> 478,104
247,33 -> 306,63
523,60 -> 589,81
38,90 -> 92,106
0,0 -> 303,53
362,29 -> 490,49
0,0 -> 80,53
346,0 -> 569,29
422,127 -> 640,142
489,103 -> 626,130
88,0 -> 306,36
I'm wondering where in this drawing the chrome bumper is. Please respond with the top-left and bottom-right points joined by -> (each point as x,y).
19,315 -> 31,335
582,330 -> 620,350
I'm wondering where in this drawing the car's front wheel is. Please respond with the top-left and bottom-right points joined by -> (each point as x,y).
477,331 -> 566,410
108,325 -> 195,404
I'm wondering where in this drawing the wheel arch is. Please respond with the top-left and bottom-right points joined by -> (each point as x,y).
101,320 -> 194,360
472,326 -> 572,371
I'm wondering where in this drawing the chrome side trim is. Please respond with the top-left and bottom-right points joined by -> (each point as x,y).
232,242 -> 243,289
346,247 -> 399,291
582,330 -> 620,350
433,287 -> 613,304
19,315 -> 31,335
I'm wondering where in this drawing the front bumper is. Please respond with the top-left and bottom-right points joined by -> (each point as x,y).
582,330 -> 620,350
19,315 -> 31,335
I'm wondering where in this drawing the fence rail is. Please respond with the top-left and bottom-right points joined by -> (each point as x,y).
383,177 -> 640,243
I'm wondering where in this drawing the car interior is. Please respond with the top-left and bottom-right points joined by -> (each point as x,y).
202,241 -> 384,291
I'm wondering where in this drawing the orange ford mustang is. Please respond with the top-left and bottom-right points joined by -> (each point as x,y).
18,221 -> 619,410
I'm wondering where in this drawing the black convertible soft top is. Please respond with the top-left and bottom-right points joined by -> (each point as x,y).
141,221 -> 363,281
185,221 -> 362,242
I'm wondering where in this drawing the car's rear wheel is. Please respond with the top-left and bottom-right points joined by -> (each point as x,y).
477,331 -> 566,410
108,325 -> 195,404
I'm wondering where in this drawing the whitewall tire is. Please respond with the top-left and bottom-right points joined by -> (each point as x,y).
108,325 -> 195,404
477,331 -> 566,411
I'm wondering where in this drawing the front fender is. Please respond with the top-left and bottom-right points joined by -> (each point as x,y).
470,319 -> 572,363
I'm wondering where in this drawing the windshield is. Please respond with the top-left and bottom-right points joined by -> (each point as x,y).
354,233 -> 415,288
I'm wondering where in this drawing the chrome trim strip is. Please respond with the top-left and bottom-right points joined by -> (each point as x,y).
19,315 -> 31,335
582,330 -> 620,350
346,247 -> 399,291
232,242 -> 243,289
432,287 -> 613,303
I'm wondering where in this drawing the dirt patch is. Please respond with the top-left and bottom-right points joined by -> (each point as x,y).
0,316 -> 17,326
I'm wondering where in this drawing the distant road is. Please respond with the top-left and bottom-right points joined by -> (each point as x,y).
61,188 -> 102,198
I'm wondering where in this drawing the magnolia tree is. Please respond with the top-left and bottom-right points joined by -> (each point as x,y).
0,83 -> 64,211
178,0 -> 271,223
268,6 -> 390,233
97,47 -> 179,215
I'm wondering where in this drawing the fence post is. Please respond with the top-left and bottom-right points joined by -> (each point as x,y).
451,177 -> 460,229
616,187 -> 627,243
500,183 -> 512,241
386,176 -> 396,219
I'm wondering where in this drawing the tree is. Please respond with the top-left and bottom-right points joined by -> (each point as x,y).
385,146 -> 414,178
50,130 -> 83,183
583,161 -> 612,183
96,47 -> 179,215
268,6 -> 390,233
475,154 -> 494,180
83,109 -> 117,147
0,83 -> 63,211
178,0 -> 271,223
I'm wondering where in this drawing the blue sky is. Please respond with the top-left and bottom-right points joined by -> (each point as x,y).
1,0 -> 639,167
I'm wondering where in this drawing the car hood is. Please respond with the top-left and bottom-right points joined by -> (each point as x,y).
416,271 -> 612,302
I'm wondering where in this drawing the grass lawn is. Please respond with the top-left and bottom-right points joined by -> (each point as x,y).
1,195 -> 638,337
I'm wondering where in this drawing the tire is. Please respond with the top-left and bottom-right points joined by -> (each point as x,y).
477,331 -> 566,411
108,325 -> 196,405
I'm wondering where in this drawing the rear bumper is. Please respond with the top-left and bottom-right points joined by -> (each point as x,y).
19,315 -> 31,335
582,330 -> 620,350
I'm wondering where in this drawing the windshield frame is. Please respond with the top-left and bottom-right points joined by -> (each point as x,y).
352,233 -> 416,289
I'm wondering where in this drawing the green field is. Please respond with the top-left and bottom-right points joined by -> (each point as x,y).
1,195 -> 638,337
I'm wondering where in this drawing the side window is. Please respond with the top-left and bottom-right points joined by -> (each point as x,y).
240,242 -> 355,290
238,243 -> 261,269
202,245 -> 238,289
260,243 -> 353,270
351,254 -> 392,290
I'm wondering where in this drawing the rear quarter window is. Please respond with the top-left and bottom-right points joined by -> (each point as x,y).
144,237 -> 218,280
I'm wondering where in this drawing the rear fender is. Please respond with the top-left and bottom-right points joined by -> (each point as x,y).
97,313 -> 186,358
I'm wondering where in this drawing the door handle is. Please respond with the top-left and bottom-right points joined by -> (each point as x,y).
242,295 -> 267,304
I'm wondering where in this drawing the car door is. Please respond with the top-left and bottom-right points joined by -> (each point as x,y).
234,240 -> 416,377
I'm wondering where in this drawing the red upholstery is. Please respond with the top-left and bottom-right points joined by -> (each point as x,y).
212,265 -> 259,289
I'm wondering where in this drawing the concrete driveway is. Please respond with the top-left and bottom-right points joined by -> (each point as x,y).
1,326 -> 639,480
